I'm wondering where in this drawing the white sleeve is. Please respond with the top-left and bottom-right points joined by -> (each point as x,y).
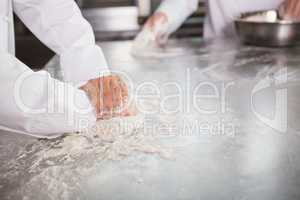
0,53 -> 96,138
156,0 -> 199,34
13,0 -> 110,86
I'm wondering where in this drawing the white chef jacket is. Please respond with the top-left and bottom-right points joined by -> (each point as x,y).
156,0 -> 285,38
0,0 -> 109,138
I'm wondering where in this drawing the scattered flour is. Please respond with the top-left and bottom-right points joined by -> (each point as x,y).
3,114 -> 173,200
29,114 -> 172,168
131,46 -> 188,59
131,29 -> 188,58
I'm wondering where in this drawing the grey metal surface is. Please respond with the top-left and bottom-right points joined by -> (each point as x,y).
1,38 -> 300,200
235,10 -> 300,47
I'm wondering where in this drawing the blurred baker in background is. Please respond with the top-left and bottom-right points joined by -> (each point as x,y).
0,0 -> 131,138
134,0 -> 300,48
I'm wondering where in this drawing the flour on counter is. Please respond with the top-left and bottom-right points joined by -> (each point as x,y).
131,29 -> 190,58
28,114 -> 172,171
3,114 -> 173,200
131,45 -> 188,59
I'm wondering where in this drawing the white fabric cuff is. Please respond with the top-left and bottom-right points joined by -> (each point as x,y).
60,45 -> 110,87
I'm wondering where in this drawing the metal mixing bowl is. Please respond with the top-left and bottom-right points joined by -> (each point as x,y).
235,10 -> 300,47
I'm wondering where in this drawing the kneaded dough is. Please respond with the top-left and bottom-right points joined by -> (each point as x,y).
243,10 -> 278,23
131,29 -> 187,58
131,46 -> 187,59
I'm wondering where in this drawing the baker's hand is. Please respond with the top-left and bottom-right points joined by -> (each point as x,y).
279,0 -> 300,20
80,75 -> 132,120
143,12 -> 169,46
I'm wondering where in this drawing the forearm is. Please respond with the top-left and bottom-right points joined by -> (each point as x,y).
13,0 -> 109,86
13,0 -> 95,54
0,53 -> 96,138
156,0 -> 199,34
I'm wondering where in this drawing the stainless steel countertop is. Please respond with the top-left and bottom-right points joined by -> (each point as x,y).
1,38 -> 300,200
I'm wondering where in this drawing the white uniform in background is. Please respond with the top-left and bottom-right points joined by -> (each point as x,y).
0,0 -> 109,138
203,0 -> 285,38
150,0 -> 285,39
